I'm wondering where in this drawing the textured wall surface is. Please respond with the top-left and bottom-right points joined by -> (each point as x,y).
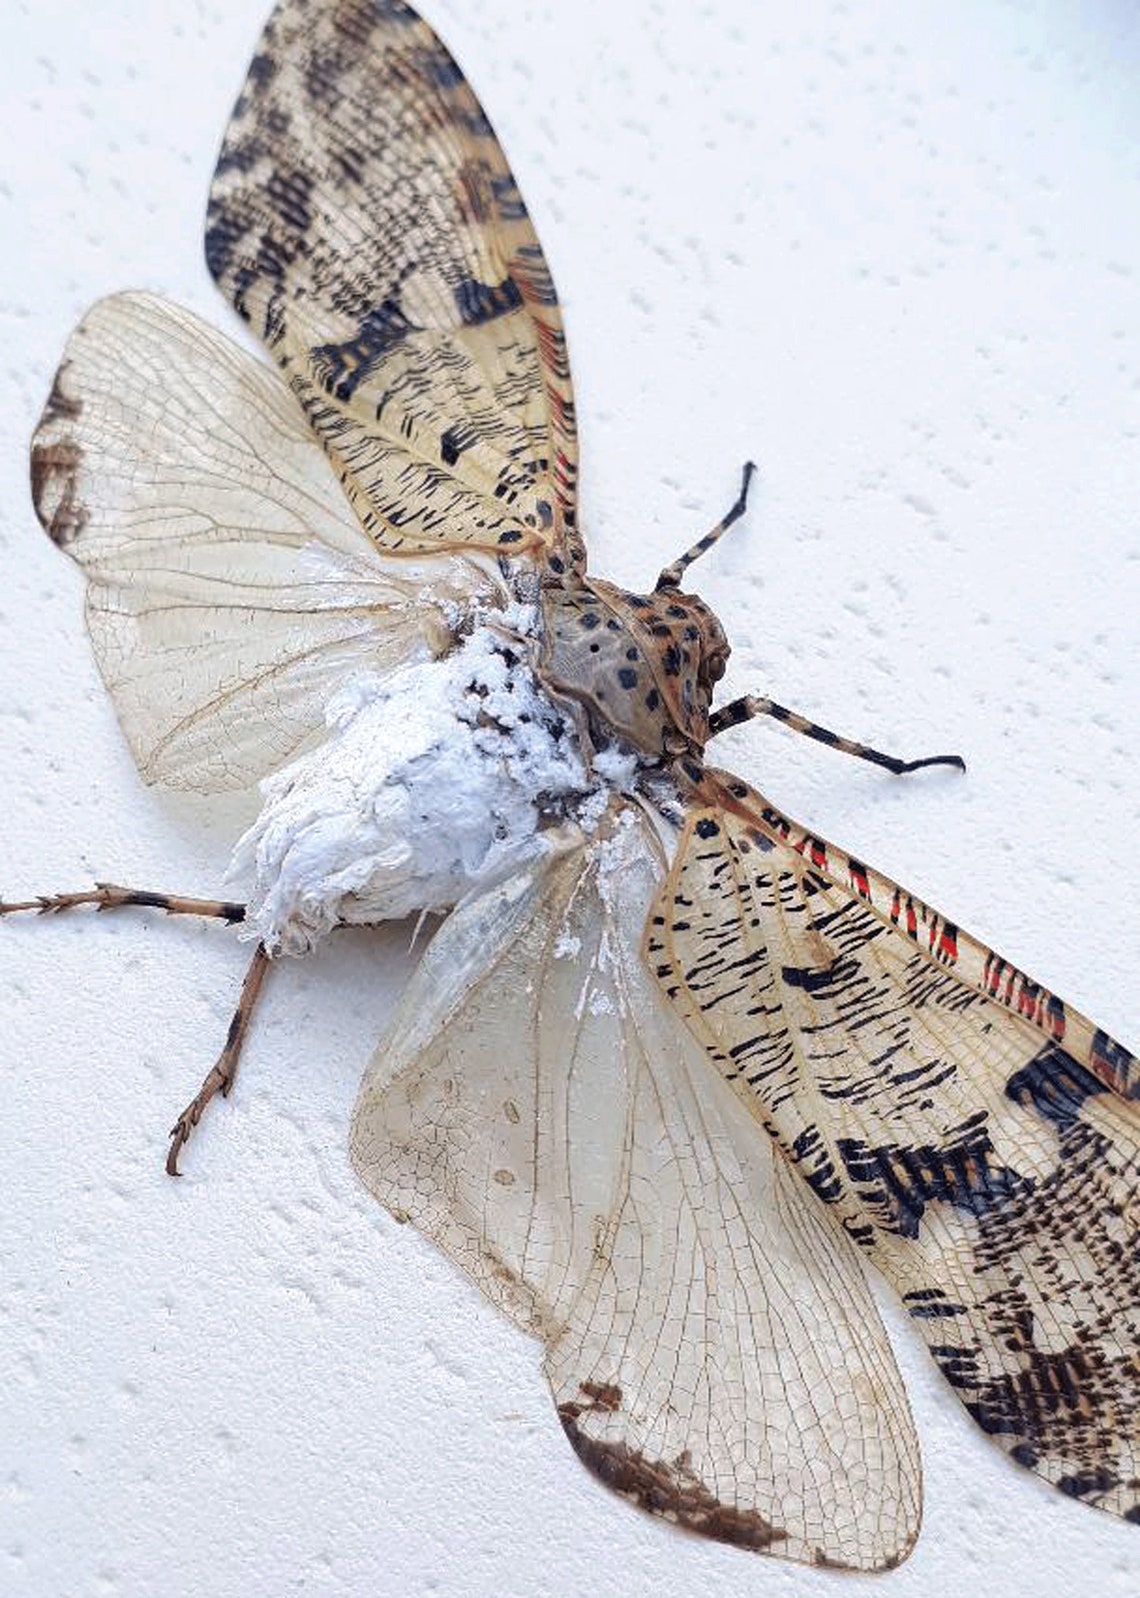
1,2 -> 1138,1595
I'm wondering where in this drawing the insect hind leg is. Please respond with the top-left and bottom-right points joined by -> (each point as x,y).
0,881 -> 245,922
2,877 -> 269,1173
655,460 -> 757,591
708,694 -> 966,777
167,942 -> 271,1176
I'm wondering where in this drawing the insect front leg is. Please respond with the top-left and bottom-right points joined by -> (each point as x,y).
0,882 -> 246,922
707,694 -> 966,776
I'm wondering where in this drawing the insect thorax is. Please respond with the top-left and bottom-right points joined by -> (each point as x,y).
538,575 -> 730,760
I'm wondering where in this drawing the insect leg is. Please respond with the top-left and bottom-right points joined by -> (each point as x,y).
655,461 -> 757,590
166,942 -> 271,1176
0,882 -> 245,922
707,694 -> 966,775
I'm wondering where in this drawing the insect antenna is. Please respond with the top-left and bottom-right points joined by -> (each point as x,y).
655,460 -> 757,591
707,693 -> 966,776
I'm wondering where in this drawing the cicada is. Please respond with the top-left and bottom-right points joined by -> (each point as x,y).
9,0 -> 1138,1571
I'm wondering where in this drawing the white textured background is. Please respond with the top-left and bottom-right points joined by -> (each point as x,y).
1,2 -> 1138,1595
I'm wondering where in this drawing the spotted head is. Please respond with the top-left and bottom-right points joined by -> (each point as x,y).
536,463 -> 754,761
538,575 -> 730,760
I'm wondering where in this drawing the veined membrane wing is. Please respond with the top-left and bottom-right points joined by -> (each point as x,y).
649,772 -> 1140,1521
351,805 -> 922,1571
206,0 -> 581,571
29,292 -> 494,792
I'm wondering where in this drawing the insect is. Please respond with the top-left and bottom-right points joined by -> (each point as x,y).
7,0 -> 1138,1573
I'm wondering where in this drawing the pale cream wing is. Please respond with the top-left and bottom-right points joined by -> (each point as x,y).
352,828 -> 631,1339
650,773 -> 1140,1522
351,811 -> 921,1569
207,0 -> 581,570
29,292 -> 493,792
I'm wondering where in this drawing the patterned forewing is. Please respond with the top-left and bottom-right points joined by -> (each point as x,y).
352,810 -> 921,1569
28,292 -> 491,791
650,777 -> 1140,1520
207,0 -> 580,568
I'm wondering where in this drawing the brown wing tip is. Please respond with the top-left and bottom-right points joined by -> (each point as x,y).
557,1405 -> 787,1553
29,360 -> 87,548
559,1392 -> 920,1569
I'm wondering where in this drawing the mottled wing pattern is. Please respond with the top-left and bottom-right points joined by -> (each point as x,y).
352,810 -> 922,1570
649,772 -> 1140,1520
206,0 -> 580,570
28,292 -> 493,791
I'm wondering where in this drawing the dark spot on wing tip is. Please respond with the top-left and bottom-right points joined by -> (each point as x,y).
557,1414 -> 786,1551
813,1548 -> 876,1571
41,364 -> 83,425
1125,1505 -> 1140,1525
203,218 -> 234,284
818,1525 -> 917,1573
1055,1467 -> 1118,1501
695,817 -> 720,838
578,1380 -> 623,1412
29,438 -> 87,547
246,51 -> 278,91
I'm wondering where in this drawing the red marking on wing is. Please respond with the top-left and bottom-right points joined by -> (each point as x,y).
792,834 -> 828,870
533,318 -> 562,363
1016,979 -> 1042,1025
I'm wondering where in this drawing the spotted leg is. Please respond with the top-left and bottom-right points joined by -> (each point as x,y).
0,882 -> 246,922
656,461 -> 757,591
708,693 -> 966,776
1,880 -> 261,1172
167,942 -> 272,1175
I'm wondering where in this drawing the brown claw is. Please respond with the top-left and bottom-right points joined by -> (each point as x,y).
166,1126 -> 189,1178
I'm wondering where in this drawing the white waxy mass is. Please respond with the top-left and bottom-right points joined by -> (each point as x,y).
233,619 -> 629,955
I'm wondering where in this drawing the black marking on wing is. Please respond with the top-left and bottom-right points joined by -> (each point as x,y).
455,274 -> 523,326
781,956 -> 859,995
311,299 -> 420,402
836,1118 -> 1024,1240
1006,1044 -> 1110,1131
